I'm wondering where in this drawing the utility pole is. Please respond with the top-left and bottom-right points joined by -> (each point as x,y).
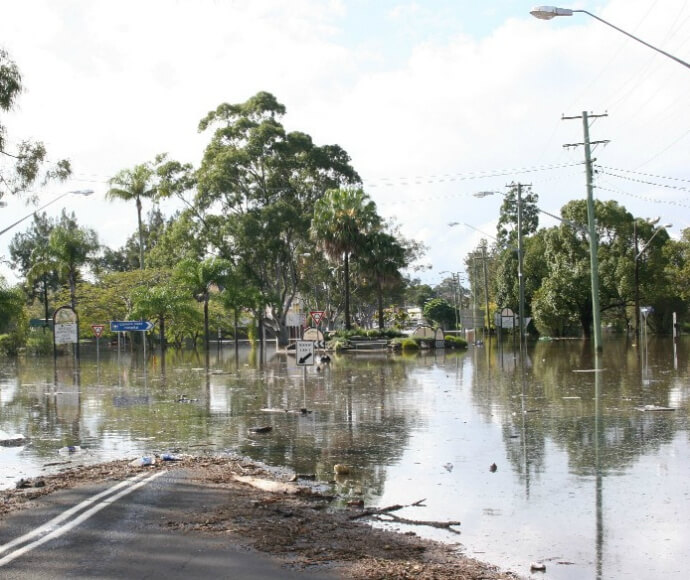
514,183 -> 527,357
563,111 -> 609,352
481,243 -> 490,339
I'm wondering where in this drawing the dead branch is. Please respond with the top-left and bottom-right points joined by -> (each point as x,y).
349,498 -> 426,520
373,512 -> 461,533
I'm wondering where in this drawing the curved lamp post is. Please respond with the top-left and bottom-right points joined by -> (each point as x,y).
530,6 -> 690,70
0,189 -> 94,237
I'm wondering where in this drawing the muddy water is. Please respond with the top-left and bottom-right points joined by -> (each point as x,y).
1,337 -> 688,579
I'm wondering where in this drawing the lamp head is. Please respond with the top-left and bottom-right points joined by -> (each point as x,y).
530,6 -> 574,20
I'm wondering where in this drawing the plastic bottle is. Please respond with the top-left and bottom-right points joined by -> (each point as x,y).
130,456 -> 155,466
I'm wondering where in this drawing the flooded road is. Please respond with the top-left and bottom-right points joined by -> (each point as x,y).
1,337 -> 689,579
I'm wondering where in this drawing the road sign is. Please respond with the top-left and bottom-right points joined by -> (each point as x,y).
310,310 -> 325,325
110,320 -> 154,332
53,305 -> 78,345
91,324 -> 105,338
54,323 -> 78,345
296,340 -> 315,366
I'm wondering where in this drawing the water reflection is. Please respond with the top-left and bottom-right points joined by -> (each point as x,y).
0,338 -> 689,578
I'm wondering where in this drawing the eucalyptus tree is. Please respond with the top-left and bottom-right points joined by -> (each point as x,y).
107,163 -> 156,269
423,298 -> 455,330
8,210 -> 74,300
195,92 -> 360,342
0,48 -> 70,199
174,257 -> 233,350
528,199 -> 673,337
359,231 -> 407,330
311,187 -> 381,330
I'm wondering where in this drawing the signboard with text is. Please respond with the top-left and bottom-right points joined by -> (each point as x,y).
296,340 -> 315,366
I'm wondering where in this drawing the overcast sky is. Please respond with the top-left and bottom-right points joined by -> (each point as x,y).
1,0 -> 689,287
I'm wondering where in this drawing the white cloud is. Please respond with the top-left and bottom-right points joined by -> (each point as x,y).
0,0 -> 688,286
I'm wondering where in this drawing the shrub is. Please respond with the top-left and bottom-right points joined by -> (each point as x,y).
25,330 -> 54,356
0,333 -> 24,356
445,335 -> 468,349
400,337 -> 420,351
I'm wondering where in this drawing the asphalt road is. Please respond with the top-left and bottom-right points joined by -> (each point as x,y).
0,468 -> 336,579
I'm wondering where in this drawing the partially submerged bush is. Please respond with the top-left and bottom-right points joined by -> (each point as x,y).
445,335 -> 468,349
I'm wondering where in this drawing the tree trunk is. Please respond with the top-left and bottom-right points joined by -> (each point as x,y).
204,298 -> 209,352
159,315 -> 166,350
136,196 -> 145,270
377,280 -> 384,330
344,252 -> 351,330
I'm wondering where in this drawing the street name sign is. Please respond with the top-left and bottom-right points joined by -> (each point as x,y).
110,320 -> 154,332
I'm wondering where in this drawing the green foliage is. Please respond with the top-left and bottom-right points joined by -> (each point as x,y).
25,330 -> 53,355
195,92 -> 360,340
399,337 -> 420,351
311,186 -> 381,329
422,298 -> 455,329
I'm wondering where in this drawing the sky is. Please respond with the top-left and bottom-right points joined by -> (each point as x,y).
1,0 -> 689,288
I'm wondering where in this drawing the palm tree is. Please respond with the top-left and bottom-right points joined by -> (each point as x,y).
130,283 -> 194,350
47,225 -> 98,308
174,257 -> 232,351
107,163 -> 156,269
311,187 -> 380,330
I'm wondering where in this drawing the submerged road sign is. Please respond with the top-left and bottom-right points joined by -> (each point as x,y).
110,320 -> 154,332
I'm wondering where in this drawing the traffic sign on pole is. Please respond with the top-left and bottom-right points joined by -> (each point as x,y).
296,340 -> 314,366
310,311 -> 325,326
110,320 -> 154,332
91,324 -> 105,338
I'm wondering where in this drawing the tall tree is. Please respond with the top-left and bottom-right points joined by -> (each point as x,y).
47,224 -> 98,308
195,92 -> 360,342
311,187 -> 381,330
359,231 -> 407,330
106,163 -> 156,269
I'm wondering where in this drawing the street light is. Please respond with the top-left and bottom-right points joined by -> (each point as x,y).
470,187 -> 527,354
634,220 -> 671,343
530,6 -> 690,71
448,221 -> 495,339
531,6 -> 689,351
0,189 -> 95,237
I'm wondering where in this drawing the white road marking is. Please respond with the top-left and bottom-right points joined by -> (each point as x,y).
0,469 -> 166,567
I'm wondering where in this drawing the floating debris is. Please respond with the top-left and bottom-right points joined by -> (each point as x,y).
0,434 -> 26,447
130,456 -> 155,467
489,463 -> 498,473
58,445 -> 82,454
636,405 -> 675,412
530,561 -> 546,572
334,464 -> 350,475
248,426 -> 273,433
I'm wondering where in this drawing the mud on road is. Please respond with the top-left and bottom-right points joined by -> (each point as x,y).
1,456 -> 520,579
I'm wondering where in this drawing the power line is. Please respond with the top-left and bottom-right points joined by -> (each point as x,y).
595,164 -> 690,184
596,168 -> 690,192
363,161 -> 585,188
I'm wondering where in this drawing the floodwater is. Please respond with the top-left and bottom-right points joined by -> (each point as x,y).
1,337 -> 689,579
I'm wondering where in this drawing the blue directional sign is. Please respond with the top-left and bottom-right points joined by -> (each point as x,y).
110,320 -> 154,332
